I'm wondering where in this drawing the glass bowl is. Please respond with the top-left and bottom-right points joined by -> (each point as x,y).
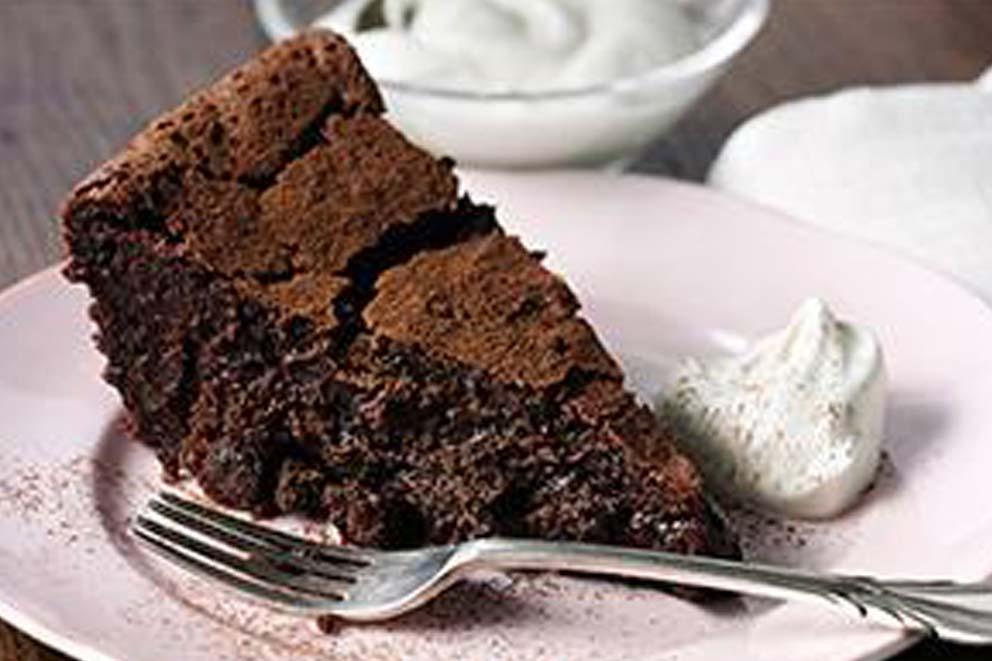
254,0 -> 770,169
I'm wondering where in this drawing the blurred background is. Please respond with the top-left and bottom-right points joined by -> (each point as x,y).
1,1 -> 992,659
1,1 -> 991,292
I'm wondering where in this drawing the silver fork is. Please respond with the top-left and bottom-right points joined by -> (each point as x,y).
134,492 -> 992,644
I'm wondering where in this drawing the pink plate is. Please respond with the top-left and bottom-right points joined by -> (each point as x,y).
2,171 -> 992,660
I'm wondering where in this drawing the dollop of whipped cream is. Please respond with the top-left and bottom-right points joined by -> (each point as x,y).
658,298 -> 887,519
314,0 -> 699,93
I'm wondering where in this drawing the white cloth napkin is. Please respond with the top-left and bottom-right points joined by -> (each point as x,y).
709,65 -> 992,301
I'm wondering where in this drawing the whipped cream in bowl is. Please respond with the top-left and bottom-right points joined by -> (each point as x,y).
254,0 -> 769,168
313,0 -> 701,93
657,298 -> 887,519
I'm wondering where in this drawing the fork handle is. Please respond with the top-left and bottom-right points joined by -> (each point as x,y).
457,538 -> 992,644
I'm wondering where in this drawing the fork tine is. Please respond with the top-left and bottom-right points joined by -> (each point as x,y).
149,499 -> 279,556
133,520 -> 335,615
157,492 -> 372,566
149,498 -> 361,583
135,516 -> 350,601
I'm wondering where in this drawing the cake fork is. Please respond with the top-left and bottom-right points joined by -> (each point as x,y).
134,492 -> 992,644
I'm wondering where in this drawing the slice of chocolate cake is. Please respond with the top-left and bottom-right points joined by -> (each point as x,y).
62,31 -> 737,557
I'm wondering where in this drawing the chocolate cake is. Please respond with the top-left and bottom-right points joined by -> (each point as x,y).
62,31 -> 737,557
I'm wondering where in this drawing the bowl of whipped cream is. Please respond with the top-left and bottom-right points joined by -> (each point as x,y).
255,0 -> 770,168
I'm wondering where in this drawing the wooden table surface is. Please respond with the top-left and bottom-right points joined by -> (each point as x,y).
1,1 -> 991,659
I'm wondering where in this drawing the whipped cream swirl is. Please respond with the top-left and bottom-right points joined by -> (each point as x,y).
658,298 -> 887,519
